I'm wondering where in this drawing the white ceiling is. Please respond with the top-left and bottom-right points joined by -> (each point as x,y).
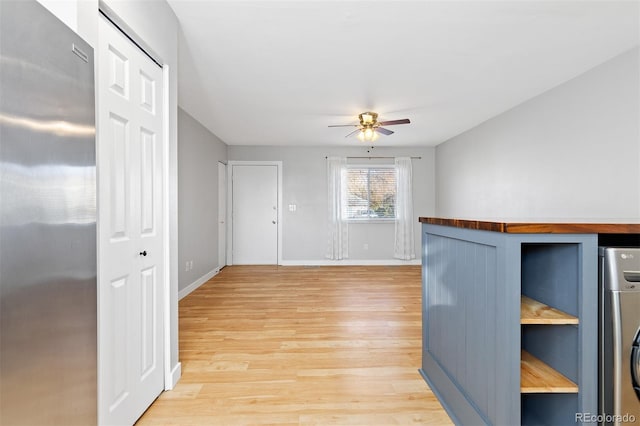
167,1 -> 639,147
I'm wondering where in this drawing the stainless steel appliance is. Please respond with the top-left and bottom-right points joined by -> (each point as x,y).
0,1 -> 97,424
599,247 -> 640,425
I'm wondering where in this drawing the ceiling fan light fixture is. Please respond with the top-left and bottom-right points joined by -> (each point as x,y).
358,127 -> 377,142
359,112 -> 377,125
330,111 -> 408,141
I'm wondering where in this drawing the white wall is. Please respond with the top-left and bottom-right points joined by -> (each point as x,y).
228,146 -> 436,264
37,0 -> 182,385
36,0 -> 77,31
436,47 -> 640,221
178,108 -> 227,293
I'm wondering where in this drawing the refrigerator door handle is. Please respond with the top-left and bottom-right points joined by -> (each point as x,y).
632,344 -> 640,386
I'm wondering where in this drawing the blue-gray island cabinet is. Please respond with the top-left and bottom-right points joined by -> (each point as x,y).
418,218 -> 640,426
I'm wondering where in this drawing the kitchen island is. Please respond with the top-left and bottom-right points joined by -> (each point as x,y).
418,217 -> 640,426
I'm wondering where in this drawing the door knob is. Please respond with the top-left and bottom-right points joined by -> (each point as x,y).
139,250 -> 147,256
272,220 -> 276,224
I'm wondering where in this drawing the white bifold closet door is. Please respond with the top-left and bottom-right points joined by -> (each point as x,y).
97,14 -> 164,426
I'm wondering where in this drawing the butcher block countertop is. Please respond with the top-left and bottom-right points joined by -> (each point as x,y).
418,217 -> 640,234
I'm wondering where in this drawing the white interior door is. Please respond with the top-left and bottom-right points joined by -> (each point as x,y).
98,15 -> 164,426
232,165 -> 278,264
218,162 -> 226,269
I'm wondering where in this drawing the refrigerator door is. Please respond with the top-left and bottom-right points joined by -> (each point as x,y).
633,331 -> 640,399
0,1 -> 97,425
600,248 -> 640,425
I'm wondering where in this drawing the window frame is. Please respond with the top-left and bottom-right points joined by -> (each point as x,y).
343,164 -> 397,223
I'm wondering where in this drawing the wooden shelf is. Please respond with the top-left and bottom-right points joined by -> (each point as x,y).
521,351 -> 578,393
520,296 -> 578,325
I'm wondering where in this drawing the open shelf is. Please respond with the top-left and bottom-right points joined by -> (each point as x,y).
521,351 -> 578,393
421,227 -> 598,424
520,296 -> 579,325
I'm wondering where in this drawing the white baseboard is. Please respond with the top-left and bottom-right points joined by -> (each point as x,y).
165,362 -> 181,390
280,259 -> 421,266
178,268 -> 219,300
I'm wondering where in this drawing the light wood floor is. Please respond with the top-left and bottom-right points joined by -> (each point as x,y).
137,265 -> 453,425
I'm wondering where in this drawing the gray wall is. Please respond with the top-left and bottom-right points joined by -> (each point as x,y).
436,47 -> 640,220
178,108 -> 228,291
228,146 -> 436,263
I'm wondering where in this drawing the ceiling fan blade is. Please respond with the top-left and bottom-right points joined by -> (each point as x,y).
345,129 -> 361,138
377,118 -> 410,126
375,127 -> 394,136
328,124 -> 358,128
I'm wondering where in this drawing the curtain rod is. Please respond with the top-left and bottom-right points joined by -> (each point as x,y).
324,156 -> 421,160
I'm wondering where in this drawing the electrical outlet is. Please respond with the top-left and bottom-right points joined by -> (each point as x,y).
189,260 -> 194,270
363,243 -> 369,250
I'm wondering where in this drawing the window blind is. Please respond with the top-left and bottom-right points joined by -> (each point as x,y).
344,167 -> 397,219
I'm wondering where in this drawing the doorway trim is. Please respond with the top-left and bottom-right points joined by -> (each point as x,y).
161,63 -> 177,390
218,161 -> 227,270
227,161 -> 283,266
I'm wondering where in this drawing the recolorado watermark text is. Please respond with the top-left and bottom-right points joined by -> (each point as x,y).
575,413 -> 637,423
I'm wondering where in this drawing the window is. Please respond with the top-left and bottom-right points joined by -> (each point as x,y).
343,166 -> 396,220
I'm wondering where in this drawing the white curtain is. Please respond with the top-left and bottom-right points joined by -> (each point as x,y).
394,157 -> 415,260
326,157 -> 348,260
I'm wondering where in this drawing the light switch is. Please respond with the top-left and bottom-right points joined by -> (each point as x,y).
288,204 -> 297,212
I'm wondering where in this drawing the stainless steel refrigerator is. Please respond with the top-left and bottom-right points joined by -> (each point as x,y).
0,1 -> 97,424
599,247 -> 640,425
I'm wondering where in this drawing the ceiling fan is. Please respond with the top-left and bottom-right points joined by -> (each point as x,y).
328,111 -> 410,141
